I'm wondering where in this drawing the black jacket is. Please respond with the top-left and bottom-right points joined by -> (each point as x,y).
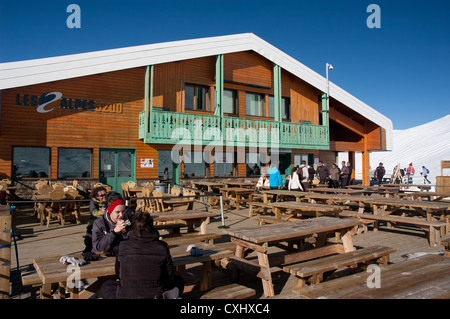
91,207 -> 133,255
115,229 -> 176,299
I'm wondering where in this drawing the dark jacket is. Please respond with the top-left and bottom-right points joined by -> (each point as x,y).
91,207 -> 133,255
115,229 -> 176,299
375,166 -> 386,179
316,165 -> 330,180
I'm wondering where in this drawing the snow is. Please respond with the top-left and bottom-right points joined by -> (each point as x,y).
338,114 -> 450,185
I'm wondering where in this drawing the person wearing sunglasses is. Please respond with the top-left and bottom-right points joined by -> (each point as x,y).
82,186 -> 108,260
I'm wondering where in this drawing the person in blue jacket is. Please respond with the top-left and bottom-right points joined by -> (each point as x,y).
267,165 -> 282,202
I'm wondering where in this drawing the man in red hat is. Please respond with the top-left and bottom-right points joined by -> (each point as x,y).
406,163 -> 415,184
92,192 -> 134,256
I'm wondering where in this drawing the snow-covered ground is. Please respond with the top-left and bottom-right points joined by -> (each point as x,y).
339,114 -> 450,185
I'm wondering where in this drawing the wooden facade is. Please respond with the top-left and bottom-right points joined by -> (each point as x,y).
0,49 -> 387,189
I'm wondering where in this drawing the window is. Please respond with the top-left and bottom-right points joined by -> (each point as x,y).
183,151 -> 206,177
246,152 -> 263,176
58,148 -> 92,178
268,96 -> 291,120
281,97 -> 290,120
158,150 -> 173,179
246,92 -> 265,117
185,84 -> 211,111
223,89 -> 237,114
214,151 -> 236,177
12,147 -> 50,178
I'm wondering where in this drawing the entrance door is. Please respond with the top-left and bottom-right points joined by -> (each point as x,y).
279,153 -> 292,185
99,149 -> 136,194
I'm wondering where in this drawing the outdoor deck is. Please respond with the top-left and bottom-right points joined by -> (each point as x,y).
9,201 -> 447,299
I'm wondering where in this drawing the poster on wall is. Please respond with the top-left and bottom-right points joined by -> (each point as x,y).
140,158 -> 154,168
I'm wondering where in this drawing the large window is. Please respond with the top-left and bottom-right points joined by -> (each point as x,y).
12,147 -> 50,178
58,148 -> 92,178
185,84 -> 211,111
183,151 -> 206,177
214,151 -> 235,177
158,150 -> 173,179
269,96 -> 291,120
246,92 -> 265,117
223,89 -> 237,114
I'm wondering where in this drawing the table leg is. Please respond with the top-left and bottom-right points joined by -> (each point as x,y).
40,283 -> 52,299
199,261 -> 212,291
256,249 -> 274,297
232,244 -> 245,282
236,193 -> 241,211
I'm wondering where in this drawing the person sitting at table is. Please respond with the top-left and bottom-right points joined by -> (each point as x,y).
100,209 -> 184,299
91,192 -> 134,256
82,186 -> 107,260
288,167 -> 304,191
255,174 -> 270,190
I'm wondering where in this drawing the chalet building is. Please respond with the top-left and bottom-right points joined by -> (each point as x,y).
0,33 -> 392,193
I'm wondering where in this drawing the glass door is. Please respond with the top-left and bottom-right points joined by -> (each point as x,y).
99,149 -> 135,194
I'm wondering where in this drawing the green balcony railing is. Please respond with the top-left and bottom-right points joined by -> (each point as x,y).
139,109 -> 329,150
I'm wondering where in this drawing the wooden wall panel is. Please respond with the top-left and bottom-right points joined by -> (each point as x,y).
0,67 -> 166,179
183,56 -> 216,86
153,62 -> 183,112
289,78 -> 320,125
224,51 -> 272,88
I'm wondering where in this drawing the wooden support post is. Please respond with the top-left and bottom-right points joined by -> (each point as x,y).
0,206 -> 11,299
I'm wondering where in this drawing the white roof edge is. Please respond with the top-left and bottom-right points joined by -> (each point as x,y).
0,32 -> 393,150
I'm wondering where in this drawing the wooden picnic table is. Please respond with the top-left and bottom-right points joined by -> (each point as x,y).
219,187 -> 254,211
223,216 -> 361,297
32,243 -> 234,299
382,184 -> 434,191
162,197 -> 195,211
362,197 -> 449,220
303,193 -> 378,214
192,181 -> 224,192
32,193 -> 84,226
293,254 -> 450,299
222,181 -> 256,188
260,189 -> 308,203
307,187 -> 366,195
396,191 -> 450,202
192,181 -> 224,209
152,210 -> 216,235
271,201 -> 348,219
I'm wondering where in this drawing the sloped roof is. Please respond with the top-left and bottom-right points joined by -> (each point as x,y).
0,33 -> 393,149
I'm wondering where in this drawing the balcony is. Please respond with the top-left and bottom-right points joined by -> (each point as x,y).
139,109 -> 329,150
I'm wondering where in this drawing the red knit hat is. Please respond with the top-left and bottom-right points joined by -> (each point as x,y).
107,199 -> 125,215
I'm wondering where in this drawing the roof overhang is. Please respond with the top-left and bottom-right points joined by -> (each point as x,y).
0,33 -> 393,150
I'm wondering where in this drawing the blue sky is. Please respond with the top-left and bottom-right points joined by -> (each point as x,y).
1,0 -> 449,130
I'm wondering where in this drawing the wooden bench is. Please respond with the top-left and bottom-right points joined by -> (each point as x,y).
338,210 -> 374,235
21,270 -> 41,287
200,283 -> 256,299
163,232 -> 223,246
252,216 -> 288,225
154,222 -> 187,234
355,213 -> 446,246
283,245 -> 396,289
292,254 -> 449,299
442,236 -> 450,257
248,201 -> 274,217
